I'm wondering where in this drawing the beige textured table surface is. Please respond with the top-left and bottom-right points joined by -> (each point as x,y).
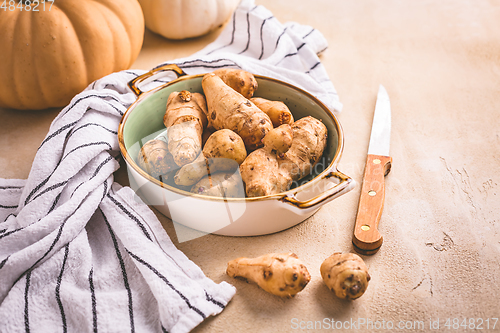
1,1 -> 500,332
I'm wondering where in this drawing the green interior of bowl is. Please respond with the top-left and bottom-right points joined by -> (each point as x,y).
122,76 -> 340,192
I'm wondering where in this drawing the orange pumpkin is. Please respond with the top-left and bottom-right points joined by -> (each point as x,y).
0,0 -> 144,110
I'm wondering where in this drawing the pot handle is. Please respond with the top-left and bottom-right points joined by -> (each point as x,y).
128,63 -> 187,97
280,169 -> 355,210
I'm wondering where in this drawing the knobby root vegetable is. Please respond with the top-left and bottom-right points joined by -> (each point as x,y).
320,252 -> 370,300
250,97 -> 294,127
137,138 -> 175,180
227,253 -> 311,298
191,172 -> 245,198
262,124 -> 293,156
213,68 -> 258,99
174,129 -> 247,186
240,116 -> 327,197
163,90 -> 208,166
203,129 -> 248,165
239,125 -> 293,197
202,73 -> 273,151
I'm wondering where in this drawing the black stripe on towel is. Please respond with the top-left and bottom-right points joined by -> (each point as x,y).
303,27 -> 315,39
24,271 -> 32,333
161,326 -> 168,333
258,16 -> 275,60
0,229 -> 6,234
0,227 -> 23,240
38,121 -> 79,151
0,204 -> 18,209
89,268 -> 98,333
70,182 -> 84,200
69,156 -> 113,200
174,58 -> 240,69
274,27 -> 288,51
31,181 -> 68,202
24,165 -> 59,205
0,186 -> 23,190
102,180 -> 108,201
69,123 -> 118,139
0,256 -> 8,270
238,8 -> 255,55
2,213 -> 15,220
27,150 -> 113,206
305,61 -> 321,74
205,291 -> 225,309
317,45 -> 328,54
275,43 -> 307,66
56,244 -> 69,333
48,192 -> 62,214
126,249 -> 206,320
91,156 -> 114,180
206,10 -> 237,55
14,222 -> 65,285
60,94 -> 124,118
106,194 -> 152,241
125,71 -> 140,78
62,142 -> 113,161
179,63 -> 241,70
101,209 -> 135,333
275,52 -> 298,66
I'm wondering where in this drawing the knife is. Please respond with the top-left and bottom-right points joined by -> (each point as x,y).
352,85 -> 392,255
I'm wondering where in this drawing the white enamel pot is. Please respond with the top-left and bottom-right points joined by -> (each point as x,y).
118,64 -> 355,236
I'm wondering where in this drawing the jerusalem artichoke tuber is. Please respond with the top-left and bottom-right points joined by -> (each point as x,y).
191,172 -> 245,198
227,253 -> 311,298
320,252 -> 370,300
240,116 -> 327,197
239,125 -> 293,197
213,68 -> 258,99
250,97 -> 294,127
262,124 -> 293,156
174,129 -> 247,186
163,90 -> 208,167
137,138 -> 175,180
202,73 -> 273,151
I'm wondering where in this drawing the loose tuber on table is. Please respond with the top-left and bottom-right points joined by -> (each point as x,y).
227,253 -> 311,298
320,252 -> 370,300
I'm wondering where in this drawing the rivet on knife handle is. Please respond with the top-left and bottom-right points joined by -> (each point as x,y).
353,154 -> 392,255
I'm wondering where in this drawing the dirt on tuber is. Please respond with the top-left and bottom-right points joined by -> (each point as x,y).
320,252 -> 370,300
227,253 -> 311,298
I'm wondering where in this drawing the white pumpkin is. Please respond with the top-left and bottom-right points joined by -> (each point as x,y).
139,0 -> 240,40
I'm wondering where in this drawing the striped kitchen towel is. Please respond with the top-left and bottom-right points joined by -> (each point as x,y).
0,0 -> 341,332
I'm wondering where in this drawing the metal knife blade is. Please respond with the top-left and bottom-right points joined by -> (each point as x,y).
352,85 -> 392,255
368,85 -> 391,156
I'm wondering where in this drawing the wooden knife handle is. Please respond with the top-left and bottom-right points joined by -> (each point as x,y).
353,154 -> 392,254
